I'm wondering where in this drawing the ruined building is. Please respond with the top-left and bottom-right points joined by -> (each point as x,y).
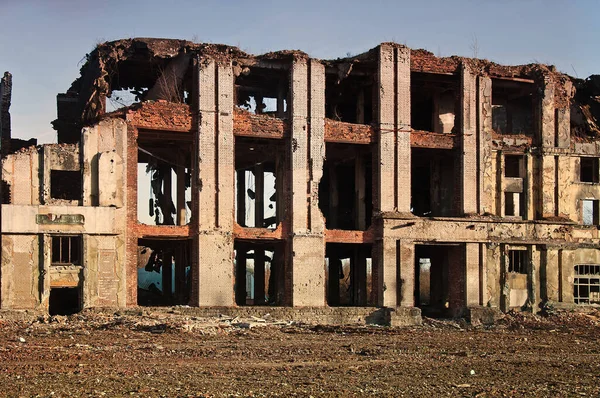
1,38 -> 600,322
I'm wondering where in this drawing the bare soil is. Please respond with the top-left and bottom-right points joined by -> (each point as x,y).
0,309 -> 599,397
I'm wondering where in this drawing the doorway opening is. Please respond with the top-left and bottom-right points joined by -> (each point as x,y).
137,239 -> 192,306
49,287 -> 81,316
234,240 -> 285,306
414,244 -> 465,317
325,243 -> 374,306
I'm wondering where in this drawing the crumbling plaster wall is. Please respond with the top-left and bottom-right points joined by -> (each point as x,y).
0,234 -> 41,309
2,147 -> 40,205
558,155 -> 600,222
42,144 -> 80,205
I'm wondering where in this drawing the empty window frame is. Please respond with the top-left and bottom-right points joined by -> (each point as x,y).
582,199 -> 600,226
580,157 -> 599,183
51,236 -> 82,265
508,249 -> 527,274
50,170 -> 81,201
574,264 -> 600,304
505,155 -> 524,178
504,192 -> 525,217
492,79 -> 534,135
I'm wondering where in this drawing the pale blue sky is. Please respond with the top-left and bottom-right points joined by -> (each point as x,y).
1,0 -> 598,143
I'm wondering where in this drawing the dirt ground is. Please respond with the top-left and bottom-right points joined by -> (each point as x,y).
0,309 -> 599,397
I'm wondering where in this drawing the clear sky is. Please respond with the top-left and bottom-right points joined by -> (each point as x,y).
1,0 -> 598,143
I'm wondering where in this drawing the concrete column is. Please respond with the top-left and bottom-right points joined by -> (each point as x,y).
328,164 -> 339,228
162,251 -> 173,300
398,240 -> 415,307
177,163 -> 186,226
194,58 -> 235,306
355,155 -> 366,230
377,44 -> 411,213
556,81 -> 572,148
464,243 -> 480,306
478,76 -> 493,214
235,246 -> 246,305
328,256 -> 340,306
460,64 -> 478,215
526,154 -> 535,220
236,169 -> 246,226
162,166 -> 174,225
496,151 -> 504,216
540,78 -> 555,149
254,164 -> 264,228
254,248 -> 265,304
540,154 -> 556,218
354,246 -> 368,305
289,58 -> 326,307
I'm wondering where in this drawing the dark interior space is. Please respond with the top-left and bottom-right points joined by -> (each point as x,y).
235,65 -> 289,117
411,148 -> 456,217
414,244 -> 464,317
492,79 -> 535,135
138,130 -> 192,226
51,235 -> 82,265
318,143 -> 373,230
235,137 -> 283,229
411,72 -> 458,133
137,239 -> 192,306
580,157 -> 599,183
326,243 -> 374,307
49,287 -> 81,316
325,68 -> 374,124
234,240 -> 285,306
50,170 -> 81,201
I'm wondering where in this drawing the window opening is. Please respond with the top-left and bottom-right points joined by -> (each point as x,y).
574,265 -> 600,304
582,199 -> 600,226
50,170 -> 81,201
234,241 -> 285,306
580,157 -> 599,183
325,243 -> 373,307
137,239 -> 191,306
505,155 -> 524,178
492,79 -> 534,135
508,249 -> 527,274
411,72 -> 458,133
51,236 -> 82,265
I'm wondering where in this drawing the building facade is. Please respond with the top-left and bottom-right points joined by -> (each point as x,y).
1,39 -> 599,321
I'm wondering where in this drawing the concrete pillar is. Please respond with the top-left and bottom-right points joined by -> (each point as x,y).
540,154 -> 556,218
354,246 -> 368,305
289,58 -> 326,307
540,78 -> 556,149
328,164 -> 339,228
162,166 -> 174,225
162,251 -> 173,300
478,76 -> 493,214
464,243 -> 480,306
377,43 -> 410,213
177,163 -> 186,226
398,240 -> 415,307
556,82 -> 572,148
355,155 -> 366,230
254,248 -> 265,304
254,164 -> 264,228
460,64 -> 478,215
235,246 -> 247,305
236,169 -> 246,226
328,256 -> 340,306
193,58 -> 235,306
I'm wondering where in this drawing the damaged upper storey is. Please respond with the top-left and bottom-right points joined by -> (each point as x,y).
51,38 -> 600,149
